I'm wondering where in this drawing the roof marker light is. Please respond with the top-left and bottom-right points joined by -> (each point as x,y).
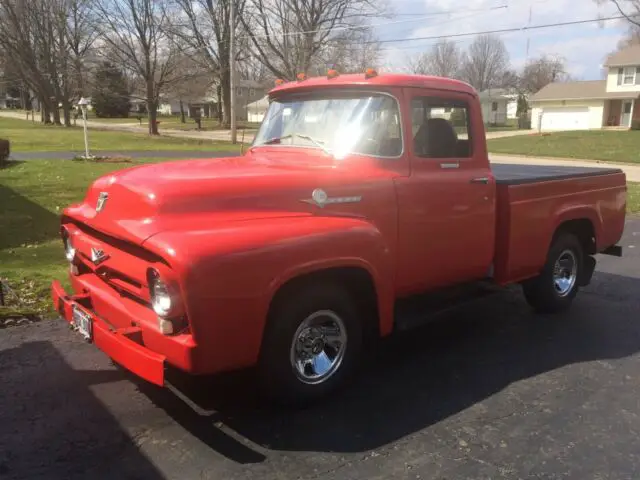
365,68 -> 378,79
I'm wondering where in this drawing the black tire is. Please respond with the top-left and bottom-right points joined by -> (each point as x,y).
522,232 -> 584,314
257,283 -> 363,407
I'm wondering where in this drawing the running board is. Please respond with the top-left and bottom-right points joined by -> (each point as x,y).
393,281 -> 506,332
601,245 -> 622,257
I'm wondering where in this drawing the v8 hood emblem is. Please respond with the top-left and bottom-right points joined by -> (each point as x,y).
90,247 -> 109,265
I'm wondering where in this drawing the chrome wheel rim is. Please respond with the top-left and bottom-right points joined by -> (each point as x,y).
290,310 -> 347,385
553,249 -> 577,297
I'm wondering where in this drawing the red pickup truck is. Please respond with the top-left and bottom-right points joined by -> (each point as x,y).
51,70 -> 626,405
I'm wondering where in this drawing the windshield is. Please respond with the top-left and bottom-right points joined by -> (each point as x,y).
252,92 -> 403,159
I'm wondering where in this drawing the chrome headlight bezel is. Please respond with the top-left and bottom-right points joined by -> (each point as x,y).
148,269 -> 173,318
62,228 -> 76,262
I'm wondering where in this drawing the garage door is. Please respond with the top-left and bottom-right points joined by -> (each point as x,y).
540,107 -> 590,131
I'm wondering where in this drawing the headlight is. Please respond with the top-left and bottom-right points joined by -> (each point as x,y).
148,270 -> 172,317
62,230 -> 75,262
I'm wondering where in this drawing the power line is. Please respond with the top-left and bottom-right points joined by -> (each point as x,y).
352,14 -> 628,46
235,4 -> 509,40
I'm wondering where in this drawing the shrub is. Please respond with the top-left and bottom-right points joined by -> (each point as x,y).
0,138 -> 9,168
631,120 -> 640,131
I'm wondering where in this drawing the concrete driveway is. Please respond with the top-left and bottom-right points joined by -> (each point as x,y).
2,218 -> 640,479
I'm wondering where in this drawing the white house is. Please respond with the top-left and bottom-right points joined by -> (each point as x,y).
530,44 -> 640,132
246,95 -> 269,123
477,88 -> 520,125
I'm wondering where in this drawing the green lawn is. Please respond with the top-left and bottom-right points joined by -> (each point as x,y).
0,117 -> 241,153
487,130 -> 640,163
87,113 -> 260,131
2,156 -> 639,319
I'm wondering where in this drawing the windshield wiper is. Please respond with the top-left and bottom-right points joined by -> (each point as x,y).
261,133 -> 333,156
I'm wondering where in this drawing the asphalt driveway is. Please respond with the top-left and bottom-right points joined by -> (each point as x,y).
1,218 -> 640,479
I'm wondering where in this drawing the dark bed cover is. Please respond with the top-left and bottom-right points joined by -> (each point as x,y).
490,163 -> 623,185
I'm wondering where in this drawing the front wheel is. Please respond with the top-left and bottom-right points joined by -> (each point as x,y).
257,283 -> 363,406
522,233 -> 584,313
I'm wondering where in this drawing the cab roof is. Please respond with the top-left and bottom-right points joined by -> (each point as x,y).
268,72 -> 478,97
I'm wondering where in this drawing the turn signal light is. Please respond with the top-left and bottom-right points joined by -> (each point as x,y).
274,78 -> 284,86
327,69 -> 339,79
365,68 -> 378,79
296,72 -> 307,81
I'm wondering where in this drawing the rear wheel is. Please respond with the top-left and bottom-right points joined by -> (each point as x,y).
258,283 -> 363,406
522,233 -> 584,313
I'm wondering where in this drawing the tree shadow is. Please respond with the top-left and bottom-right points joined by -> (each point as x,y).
0,160 -> 26,169
0,340 -> 165,480
137,270 -> 640,460
0,184 -> 60,249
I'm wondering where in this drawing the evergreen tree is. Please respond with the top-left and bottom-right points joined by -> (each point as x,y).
92,62 -> 131,118
516,93 -> 529,116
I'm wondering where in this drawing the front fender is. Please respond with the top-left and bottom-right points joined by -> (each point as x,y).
144,215 -> 395,373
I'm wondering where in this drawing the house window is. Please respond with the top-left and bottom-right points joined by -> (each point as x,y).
491,101 -> 498,112
236,87 -> 243,96
623,67 -> 636,85
249,88 -> 255,96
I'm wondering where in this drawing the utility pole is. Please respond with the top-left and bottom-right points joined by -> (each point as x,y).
525,4 -> 532,60
229,0 -> 237,144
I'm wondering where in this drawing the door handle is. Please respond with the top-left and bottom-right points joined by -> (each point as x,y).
470,176 -> 489,184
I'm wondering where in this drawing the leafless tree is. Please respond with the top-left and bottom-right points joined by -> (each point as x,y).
92,0 -> 185,134
315,26 -> 381,74
164,55 -> 214,123
170,0 -> 247,127
460,34 -> 510,92
519,54 -> 567,93
615,23 -> 640,49
597,0 -> 640,27
239,0 -> 385,80
0,0 -> 97,126
406,40 -> 461,78
66,0 -> 100,98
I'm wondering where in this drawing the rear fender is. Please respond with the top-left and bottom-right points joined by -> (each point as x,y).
551,206 -> 602,248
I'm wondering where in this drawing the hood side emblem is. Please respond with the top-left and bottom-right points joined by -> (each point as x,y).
90,247 -> 109,265
301,188 -> 362,208
96,192 -> 109,212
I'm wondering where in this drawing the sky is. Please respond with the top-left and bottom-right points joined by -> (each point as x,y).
375,0 -> 632,80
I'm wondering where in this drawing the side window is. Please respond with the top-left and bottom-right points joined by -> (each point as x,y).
411,96 -> 473,159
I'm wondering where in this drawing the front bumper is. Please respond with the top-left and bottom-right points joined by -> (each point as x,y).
52,280 -> 167,386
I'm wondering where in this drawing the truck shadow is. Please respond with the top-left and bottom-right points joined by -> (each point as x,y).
0,184 -> 60,250
137,268 -> 640,460
0,340 -> 166,480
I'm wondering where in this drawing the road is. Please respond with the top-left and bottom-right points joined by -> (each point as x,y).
1,110 -> 531,144
2,218 -> 640,479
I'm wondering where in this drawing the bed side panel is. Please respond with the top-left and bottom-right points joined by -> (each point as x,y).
494,173 -> 626,284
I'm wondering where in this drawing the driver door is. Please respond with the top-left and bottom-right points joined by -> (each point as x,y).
394,89 -> 496,294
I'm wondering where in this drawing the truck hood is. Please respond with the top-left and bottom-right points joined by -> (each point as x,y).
64,149 -> 390,246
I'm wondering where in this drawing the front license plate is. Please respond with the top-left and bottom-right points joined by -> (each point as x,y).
72,304 -> 93,342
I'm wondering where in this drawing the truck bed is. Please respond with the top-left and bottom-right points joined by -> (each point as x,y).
491,163 -> 623,185
491,162 -> 626,286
